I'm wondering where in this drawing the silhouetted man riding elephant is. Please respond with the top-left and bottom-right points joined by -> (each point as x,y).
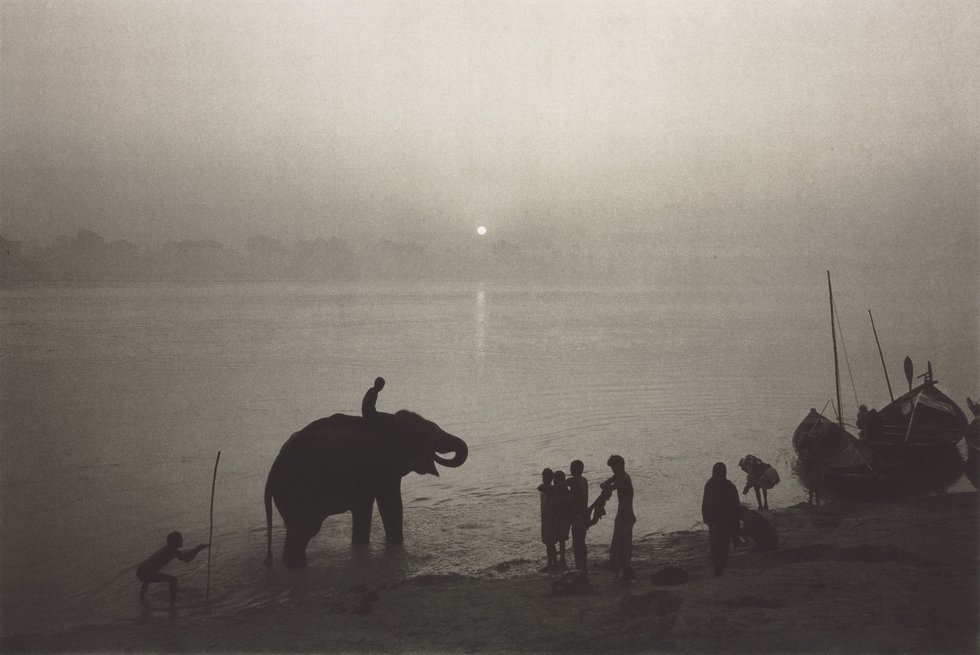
264,410 -> 468,569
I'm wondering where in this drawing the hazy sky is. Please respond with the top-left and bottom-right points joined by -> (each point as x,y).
1,1 -> 977,260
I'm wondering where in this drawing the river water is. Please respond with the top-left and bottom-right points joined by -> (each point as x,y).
1,278 -> 974,636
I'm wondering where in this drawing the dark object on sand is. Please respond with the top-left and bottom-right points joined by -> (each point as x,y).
738,507 -> 777,552
551,571 -> 593,595
860,362 -> 968,450
650,565 -> 689,586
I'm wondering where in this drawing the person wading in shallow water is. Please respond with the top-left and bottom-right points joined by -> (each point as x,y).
593,455 -> 636,582
136,531 -> 209,607
538,468 -> 559,570
361,376 -> 385,419
701,462 -> 741,577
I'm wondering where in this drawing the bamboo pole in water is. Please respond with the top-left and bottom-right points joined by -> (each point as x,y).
206,451 -> 221,605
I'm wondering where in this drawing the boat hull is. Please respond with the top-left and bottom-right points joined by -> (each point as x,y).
793,410 -> 883,479
861,383 -> 968,449
966,418 -> 979,456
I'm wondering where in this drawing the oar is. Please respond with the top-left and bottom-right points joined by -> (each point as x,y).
904,356 -> 913,392
206,451 -> 221,606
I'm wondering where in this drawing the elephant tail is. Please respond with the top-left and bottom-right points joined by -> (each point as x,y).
263,468 -> 274,567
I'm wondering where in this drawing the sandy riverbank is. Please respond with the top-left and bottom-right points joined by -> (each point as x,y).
4,492 -> 977,654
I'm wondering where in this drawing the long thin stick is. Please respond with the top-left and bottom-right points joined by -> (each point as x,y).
868,309 -> 893,402
206,451 -> 221,605
834,297 -> 859,410
827,272 -> 843,428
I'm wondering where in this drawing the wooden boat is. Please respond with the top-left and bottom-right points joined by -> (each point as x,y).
793,409 -> 883,479
793,273 -> 901,483
961,400 -> 979,488
966,398 -> 979,453
859,362 -> 968,449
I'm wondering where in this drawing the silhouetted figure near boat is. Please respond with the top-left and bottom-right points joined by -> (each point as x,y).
738,454 -> 779,510
595,455 -> 636,582
565,459 -> 590,571
702,462 -> 740,577
137,531 -> 208,607
551,470 -> 573,569
855,404 -> 882,438
800,461 -> 824,506
738,506 -> 778,552
538,468 -> 558,570
803,466 -> 826,507
361,376 -> 385,419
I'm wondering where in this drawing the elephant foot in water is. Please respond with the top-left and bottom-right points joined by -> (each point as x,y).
283,530 -> 312,570
349,529 -> 403,547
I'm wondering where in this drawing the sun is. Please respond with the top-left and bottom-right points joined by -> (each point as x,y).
477,226 -> 487,236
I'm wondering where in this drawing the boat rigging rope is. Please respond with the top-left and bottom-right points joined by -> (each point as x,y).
903,391 -> 922,444
831,294 -> 860,414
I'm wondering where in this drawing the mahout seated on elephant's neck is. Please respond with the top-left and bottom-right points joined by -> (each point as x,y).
264,410 -> 468,570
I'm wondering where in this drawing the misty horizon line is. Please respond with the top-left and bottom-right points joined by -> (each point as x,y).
0,226 -> 890,287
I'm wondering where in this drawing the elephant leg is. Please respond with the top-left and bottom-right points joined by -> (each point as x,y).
350,496 -> 374,546
376,477 -> 404,544
283,524 -> 312,570
282,516 -> 323,570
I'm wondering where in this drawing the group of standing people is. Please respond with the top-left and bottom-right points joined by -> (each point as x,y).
538,454 -> 779,582
538,455 -> 636,582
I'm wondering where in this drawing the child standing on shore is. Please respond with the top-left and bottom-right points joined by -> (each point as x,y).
565,460 -> 590,571
538,468 -> 558,570
551,470 -> 573,569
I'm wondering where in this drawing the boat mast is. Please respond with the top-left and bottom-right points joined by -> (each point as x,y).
868,309 -> 894,402
827,271 -> 844,428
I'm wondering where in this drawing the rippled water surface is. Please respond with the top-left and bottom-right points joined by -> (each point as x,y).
1,280 -> 974,636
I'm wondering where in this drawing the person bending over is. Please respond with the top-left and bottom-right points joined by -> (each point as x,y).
137,531 -> 209,607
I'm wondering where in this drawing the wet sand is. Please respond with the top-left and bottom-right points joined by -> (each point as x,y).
4,492 -> 977,654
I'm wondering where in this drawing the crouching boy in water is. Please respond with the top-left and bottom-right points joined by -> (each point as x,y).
137,531 -> 209,607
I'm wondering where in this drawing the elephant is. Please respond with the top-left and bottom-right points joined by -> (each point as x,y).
264,410 -> 468,569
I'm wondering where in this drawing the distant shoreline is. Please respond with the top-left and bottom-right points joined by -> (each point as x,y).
6,491 -> 976,654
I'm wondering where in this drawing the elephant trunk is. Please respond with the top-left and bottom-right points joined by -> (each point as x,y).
432,434 -> 468,468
